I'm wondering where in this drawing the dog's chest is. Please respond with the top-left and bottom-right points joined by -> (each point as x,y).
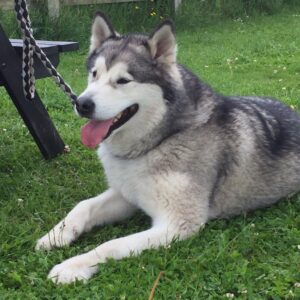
98,146 -> 160,214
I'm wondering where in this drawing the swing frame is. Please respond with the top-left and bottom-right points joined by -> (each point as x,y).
0,3 -> 79,159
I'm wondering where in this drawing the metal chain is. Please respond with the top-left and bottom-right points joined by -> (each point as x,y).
14,0 -> 77,104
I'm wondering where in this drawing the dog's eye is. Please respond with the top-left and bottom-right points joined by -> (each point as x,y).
92,70 -> 97,78
116,78 -> 131,85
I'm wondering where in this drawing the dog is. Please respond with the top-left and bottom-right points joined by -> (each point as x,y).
36,12 -> 300,284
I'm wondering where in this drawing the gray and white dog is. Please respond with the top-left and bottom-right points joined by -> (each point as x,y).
36,12 -> 300,284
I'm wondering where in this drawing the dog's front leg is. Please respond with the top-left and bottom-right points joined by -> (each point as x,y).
48,223 -> 185,284
36,189 -> 137,250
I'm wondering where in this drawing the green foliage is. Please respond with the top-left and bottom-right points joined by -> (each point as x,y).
1,0 -> 300,49
0,0 -> 174,49
0,4 -> 300,300
214,0 -> 287,16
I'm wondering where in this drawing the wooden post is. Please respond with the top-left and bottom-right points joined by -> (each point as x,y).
48,0 -> 60,19
0,25 -> 65,159
174,0 -> 182,11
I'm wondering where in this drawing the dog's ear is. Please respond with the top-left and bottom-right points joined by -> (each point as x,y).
148,20 -> 176,65
90,12 -> 116,53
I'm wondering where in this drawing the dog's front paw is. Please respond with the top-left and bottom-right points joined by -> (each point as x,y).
48,255 -> 98,284
35,221 -> 79,251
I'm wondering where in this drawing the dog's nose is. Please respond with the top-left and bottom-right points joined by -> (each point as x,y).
75,97 -> 95,117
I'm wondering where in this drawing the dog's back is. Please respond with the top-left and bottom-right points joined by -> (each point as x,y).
161,86 -> 300,218
212,96 -> 300,217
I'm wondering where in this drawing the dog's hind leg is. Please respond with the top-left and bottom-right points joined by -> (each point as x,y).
35,189 -> 137,250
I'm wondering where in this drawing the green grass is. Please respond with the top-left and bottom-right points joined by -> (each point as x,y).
1,7 -> 300,300
1,0 -> 299,49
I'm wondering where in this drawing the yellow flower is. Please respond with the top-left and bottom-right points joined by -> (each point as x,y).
135,6 -> 139,9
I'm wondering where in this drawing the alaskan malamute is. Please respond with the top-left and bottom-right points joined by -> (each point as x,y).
36,12 -> 300,283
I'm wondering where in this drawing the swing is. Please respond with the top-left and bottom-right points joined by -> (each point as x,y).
0,0 -> 78,159
14,0 -> 77,103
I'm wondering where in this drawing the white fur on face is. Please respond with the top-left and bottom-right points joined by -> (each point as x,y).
80,57 -> 134,120
89,56 -> 107,82
79,56 -> 167,140
108,82 -> 167,144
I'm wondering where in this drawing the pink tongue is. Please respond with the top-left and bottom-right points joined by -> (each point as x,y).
81,119 -> 114,149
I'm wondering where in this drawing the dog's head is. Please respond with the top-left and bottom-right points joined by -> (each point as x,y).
77,12 -> 183,157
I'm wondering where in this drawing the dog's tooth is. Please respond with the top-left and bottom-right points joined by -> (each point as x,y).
113,113 -> 122,123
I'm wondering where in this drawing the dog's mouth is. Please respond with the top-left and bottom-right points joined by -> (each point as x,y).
81,104 -> 139,148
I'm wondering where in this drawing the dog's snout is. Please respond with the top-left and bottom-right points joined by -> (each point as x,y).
76,97 -> 95,117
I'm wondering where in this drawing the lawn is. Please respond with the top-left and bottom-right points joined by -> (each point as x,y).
1,6 -> 300,300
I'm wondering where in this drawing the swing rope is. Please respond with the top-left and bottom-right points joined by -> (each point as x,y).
14,0 -> 77,104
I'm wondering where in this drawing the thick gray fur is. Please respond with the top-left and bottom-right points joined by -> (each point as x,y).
87,24 -> 300,219
36,15 -> 300,284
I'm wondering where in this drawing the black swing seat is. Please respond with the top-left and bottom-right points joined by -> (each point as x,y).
0,23 -> 79,160
0,39 -> 79,86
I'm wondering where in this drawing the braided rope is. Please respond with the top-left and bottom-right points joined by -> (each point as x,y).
14,0 -> 77,104
16,0 -> 35,99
